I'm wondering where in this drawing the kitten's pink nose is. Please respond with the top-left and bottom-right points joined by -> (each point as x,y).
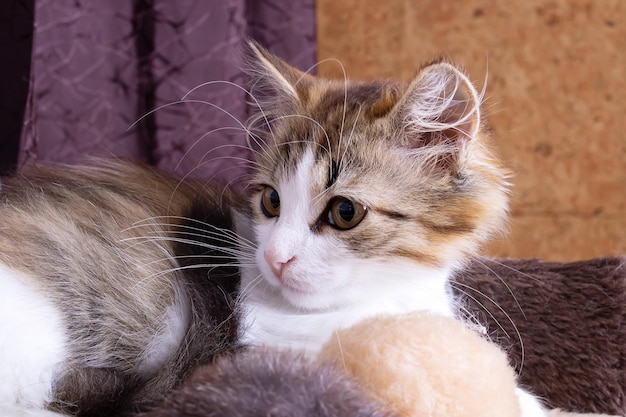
264,250 -> 294,280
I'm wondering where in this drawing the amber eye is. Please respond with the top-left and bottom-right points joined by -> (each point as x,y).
328,197 -> 367,230
260,187 -> 280,218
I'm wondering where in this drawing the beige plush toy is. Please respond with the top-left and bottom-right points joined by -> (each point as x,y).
318,312 -> 522,417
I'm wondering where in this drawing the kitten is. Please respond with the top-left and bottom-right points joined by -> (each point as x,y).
238,42 -> 544,417
238,42 -> 509,353
0,42 -> 543,417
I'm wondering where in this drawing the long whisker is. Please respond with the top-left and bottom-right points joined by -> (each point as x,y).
123,216 -> 257,249
121,226 -> 256,253
121,230 -> 257,255
128,98 -> 251,139
337,103 -> 362,181
128,95 -> 261,215
136,263 -> 248,283
452,282 -> 512,338
181,79 -> 277,146
174,128 -> 262,173
122,238 -> 255,264
274,139 -> 330,157
292,58 -> 348,178
270,114 -> 333,161
294,57 -> 348,85
452,281 -> 526,372
132,255 -> 257,273
162,157 -> 252,217
471,257 -> 527,319
333,332 -> 348,372
196,147 -> 263,170
236,273 -> 265,303
172,158 -> 257,199
479,257 -> 542,283
336,58 -> 349,174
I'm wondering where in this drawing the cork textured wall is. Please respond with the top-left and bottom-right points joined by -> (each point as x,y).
317,0 -> 626,261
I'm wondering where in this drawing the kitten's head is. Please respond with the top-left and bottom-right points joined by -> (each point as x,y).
244,42 -> 509,311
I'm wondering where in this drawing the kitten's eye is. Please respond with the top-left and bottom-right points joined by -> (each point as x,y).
328,197 -> 367,230
260,187 -> 280,218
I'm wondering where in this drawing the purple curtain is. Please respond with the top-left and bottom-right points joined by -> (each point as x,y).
16,0 -> 315,186
0,0 -> 32,175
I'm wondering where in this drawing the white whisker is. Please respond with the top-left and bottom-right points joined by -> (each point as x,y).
180,79 -> 277,147
123,217 -> 257,250
472,257 -> 527,319
270,114 -> 333,162
120,234 -> 255,258
452,281 -> 526,372
174,128 -> 260,173
136,263 -> 246,283
236,273 -> 264,302
336,58 -> 349,173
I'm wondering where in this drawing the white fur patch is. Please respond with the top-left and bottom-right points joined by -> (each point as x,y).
138,287 -> 190,378
516,387 -> 546,417
0,264 -> 67,411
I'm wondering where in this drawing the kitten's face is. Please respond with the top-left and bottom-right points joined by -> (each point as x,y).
246,44 -> 509,310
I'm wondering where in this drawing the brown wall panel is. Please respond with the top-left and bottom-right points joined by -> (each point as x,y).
317,0 -> 626,261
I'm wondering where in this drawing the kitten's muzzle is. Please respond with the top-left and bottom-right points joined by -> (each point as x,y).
264,250 -> 295,281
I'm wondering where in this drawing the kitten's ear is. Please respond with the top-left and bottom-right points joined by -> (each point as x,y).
245,40 -> 313,111
393,61 -> 482,150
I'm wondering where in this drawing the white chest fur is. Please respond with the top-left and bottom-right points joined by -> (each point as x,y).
238,263 -> 455,356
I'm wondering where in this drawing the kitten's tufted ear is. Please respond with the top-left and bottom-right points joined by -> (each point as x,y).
393,61 -> 482,150
245,40 -> 313,111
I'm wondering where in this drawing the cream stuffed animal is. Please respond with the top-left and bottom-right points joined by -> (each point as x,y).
319,312 -> 522,417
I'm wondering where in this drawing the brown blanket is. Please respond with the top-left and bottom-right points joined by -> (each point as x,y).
454,257 -> 626,416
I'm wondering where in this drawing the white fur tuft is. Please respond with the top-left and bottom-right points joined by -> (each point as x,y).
137,285 -> 190,378
404,62 -> 482,140
516,387 -> 547,417
246,41 -> 299,104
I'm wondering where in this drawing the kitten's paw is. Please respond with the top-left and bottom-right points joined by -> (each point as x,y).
516,387 -> 547,417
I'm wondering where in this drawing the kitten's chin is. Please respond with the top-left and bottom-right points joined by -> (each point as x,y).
281,291 -> 336,311
264,274 -> 337,311
256,268 -> 328,310
268,279 -> 330,311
